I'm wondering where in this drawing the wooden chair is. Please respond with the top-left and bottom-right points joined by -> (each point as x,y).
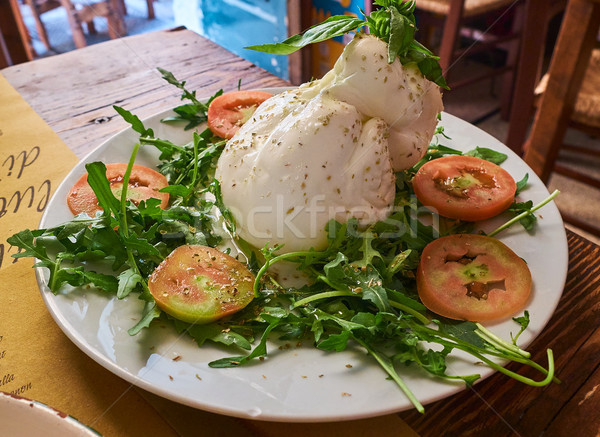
522,0 -> 600,236
415,0 -> 524,119
22,0 -> 61,51
115,0 -> 155,20
23,0 -> 126,50
415,0 -> 565,121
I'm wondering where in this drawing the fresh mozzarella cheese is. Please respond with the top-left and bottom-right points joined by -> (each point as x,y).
319,33 -> 444,171
215,34 -> 443,252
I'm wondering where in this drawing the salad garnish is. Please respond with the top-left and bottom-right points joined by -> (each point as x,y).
8,70 -> 559,413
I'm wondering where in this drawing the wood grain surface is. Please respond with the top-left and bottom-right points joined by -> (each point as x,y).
1,27 -> 289,158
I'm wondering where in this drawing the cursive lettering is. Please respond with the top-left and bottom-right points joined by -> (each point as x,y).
36,179 -> 51,212
16,147 -> 40,178
2,154 -> 14,177
0,373 -> 15,386
10,382 -> 33,396
0,244 -> 24,270
0,179 -> 52,219
1,146 -> 41,179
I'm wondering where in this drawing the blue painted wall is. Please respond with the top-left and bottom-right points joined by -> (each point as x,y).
174,0 -> 290,80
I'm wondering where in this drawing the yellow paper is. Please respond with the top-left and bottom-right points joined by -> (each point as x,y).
0,73 -> 179,436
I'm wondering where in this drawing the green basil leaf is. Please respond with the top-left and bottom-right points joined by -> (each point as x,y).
465,147 -> 508,164
246,15 -> 366,55
388,7 -> 414,63
417,56 -> 449,90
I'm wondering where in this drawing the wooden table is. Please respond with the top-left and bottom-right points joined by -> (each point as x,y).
3,27 -> 600,436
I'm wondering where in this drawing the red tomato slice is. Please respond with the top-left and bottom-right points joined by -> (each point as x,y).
417,234 -> 532,322
207,90 -> 273,139
67,163 -> 169,217
412,155 -> 516,221
148,245 -> 255,324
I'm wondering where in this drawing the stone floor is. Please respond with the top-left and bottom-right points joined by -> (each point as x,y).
19,1 -> 600,244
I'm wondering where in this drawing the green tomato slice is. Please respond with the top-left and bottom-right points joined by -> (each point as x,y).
148,245 -> 255,324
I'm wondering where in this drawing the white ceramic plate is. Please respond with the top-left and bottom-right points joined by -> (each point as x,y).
36,88 -> 568,422
0,392 -> 99,436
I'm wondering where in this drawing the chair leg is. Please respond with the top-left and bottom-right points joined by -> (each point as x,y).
116,0 -> 127,16
107,0 -> 126,37
146,0 -> 154,19
499,4 -> 525,120
438,0 -> 465,76
24,0 -> 52,50
106,16 -> 124,39
60,0 -> 87,48
86,20 -> 96,34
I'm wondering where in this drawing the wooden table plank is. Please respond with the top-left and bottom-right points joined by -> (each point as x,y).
1,27 -> 289,158
399,230 -> 600,436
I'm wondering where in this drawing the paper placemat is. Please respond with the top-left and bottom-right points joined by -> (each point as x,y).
0,73 -> 418,437
0,73 -> 181,436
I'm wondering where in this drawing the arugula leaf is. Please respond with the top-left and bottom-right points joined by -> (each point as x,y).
7,229 -> 119,293
438,320 -> 486,349
207,178 -> 236,236
128,301 -> 162,335
317,331 -> 351,352
85,162 -> 121,217
208,314 -> 282,367
515,173 -> 529,195
508,200 -> 537,231
113,105 -> 154,137
511,311 -> 530,345
172,320 -> 252,350
7,229 -> 50,263
117,268 -> 142,299
157,68 -> 223,130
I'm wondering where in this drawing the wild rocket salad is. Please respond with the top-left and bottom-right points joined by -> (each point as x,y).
9,1 -> 560,413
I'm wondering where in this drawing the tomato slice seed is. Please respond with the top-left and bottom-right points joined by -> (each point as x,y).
413,155 -> 516,222
417,234 -> 532,322
148,245 -> 255,324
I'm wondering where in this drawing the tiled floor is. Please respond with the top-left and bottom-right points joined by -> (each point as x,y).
19,1 -> 600,244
